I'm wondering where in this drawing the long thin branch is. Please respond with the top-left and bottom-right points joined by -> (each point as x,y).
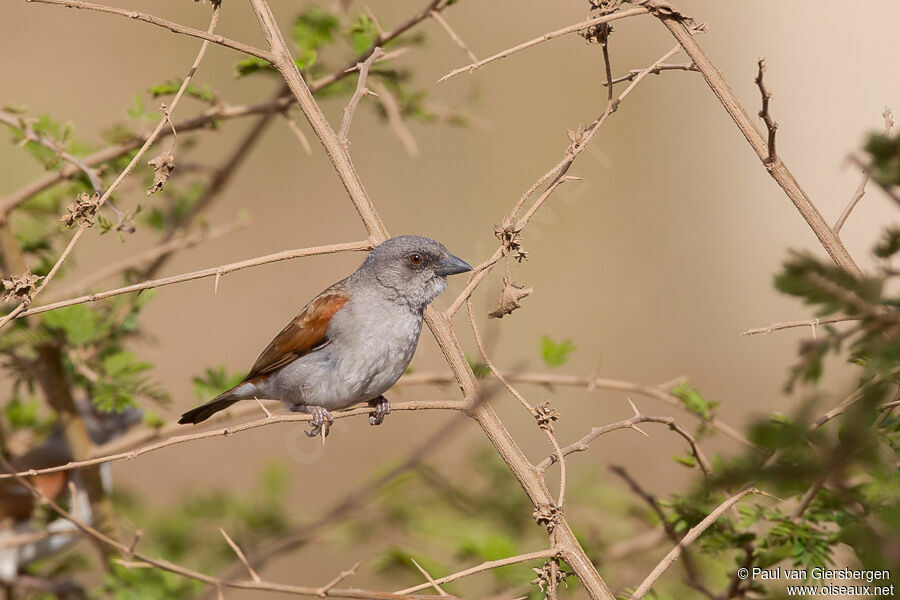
437,8 -> 650,82
26,0 -> 272,61
646,6 -> 861,277
395,549 -> 559,595
602,62 -> 698,86
0,7 -> 222,331
741,314 -> 856,336
629,487 -> 760,600
0,400 -> 464,481
609,466 -> 716,600
17,240 -> 372,318
47,219 -> 248,300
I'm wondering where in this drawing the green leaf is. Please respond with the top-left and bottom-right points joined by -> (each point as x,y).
673,454 -> 697,468
465,355 -> 490,378
865,132 -> 900,186
540,335 -> 576,367
873,226 -> 900,259
348,14 -> 378,54
292,8 -> 340,70
669,381 -> 718,421
150,79 -> 217,105
42,305 -> 106,346
233,56 -> 275,78
192,366 -> 245,400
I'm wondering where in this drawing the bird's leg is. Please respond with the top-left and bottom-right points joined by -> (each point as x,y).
291,405 -> 335,438
368,395 -> 391,426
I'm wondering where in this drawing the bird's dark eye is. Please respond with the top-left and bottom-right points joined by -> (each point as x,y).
408,253 -> 424,266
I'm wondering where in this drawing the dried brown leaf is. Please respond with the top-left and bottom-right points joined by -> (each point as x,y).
488,277 -> 533,319
147,152 -> 175,196
2,269 -> 42,304
59,192 -> 101,228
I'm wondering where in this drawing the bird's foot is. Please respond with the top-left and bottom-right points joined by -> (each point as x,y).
292,405 -> 335,438
368,395 -> 391,426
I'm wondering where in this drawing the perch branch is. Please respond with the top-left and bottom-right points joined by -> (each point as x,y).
0,400 -> 466,481
17,240 -> 372,318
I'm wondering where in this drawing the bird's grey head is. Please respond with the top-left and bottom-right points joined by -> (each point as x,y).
357,235 -> 472,311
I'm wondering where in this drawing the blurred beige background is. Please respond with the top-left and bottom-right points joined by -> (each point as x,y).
1,0 -> 899,595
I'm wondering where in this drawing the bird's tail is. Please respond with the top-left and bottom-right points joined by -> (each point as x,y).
178,389 -> 242,425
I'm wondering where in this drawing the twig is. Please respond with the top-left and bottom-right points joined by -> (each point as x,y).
0,6 -> 222,331
0,400 -> 464,481
26,0 -> 272,61
369,80 -> 419,156
754,59 -> 777,163
741,314 -> 856,336
437,8 -> 649,82
17,240 -> 372,318
602,62 -> 698,86
283,112 -> 313,155
649,9 -> 861,277
219,528 -> 261,582
47,219 -> 248,300
538,409 -> 712,477
609,466 -> 716,600
629,487 -> 760,600
317,561 -> 361,597
339,48 -> 385,145
834,108 -> 894,233
395,549 -> 559,595
410,559 -> 449,597
429,10 -> 478,62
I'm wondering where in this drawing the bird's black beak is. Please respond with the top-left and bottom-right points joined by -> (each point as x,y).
435,253 -> 472,276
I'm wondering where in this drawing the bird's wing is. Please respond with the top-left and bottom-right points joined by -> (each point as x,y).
244,288 -> 349,381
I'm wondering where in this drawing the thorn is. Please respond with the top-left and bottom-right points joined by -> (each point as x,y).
254,396 -> 272,418
630,423 -> 651,438
627,397 -> 641,418
214,270 -> 222,294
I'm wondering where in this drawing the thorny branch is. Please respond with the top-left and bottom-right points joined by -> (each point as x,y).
0,5 -> 222,331
629,487 -> 761,600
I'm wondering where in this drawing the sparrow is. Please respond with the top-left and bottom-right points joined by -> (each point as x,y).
178,235 -> 472,437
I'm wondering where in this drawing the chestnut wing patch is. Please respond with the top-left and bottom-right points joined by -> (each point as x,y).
245,292 -> 348,381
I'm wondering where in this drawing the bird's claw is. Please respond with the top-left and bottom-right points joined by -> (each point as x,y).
294,406 -> 334,438
368,395 -> 391,426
